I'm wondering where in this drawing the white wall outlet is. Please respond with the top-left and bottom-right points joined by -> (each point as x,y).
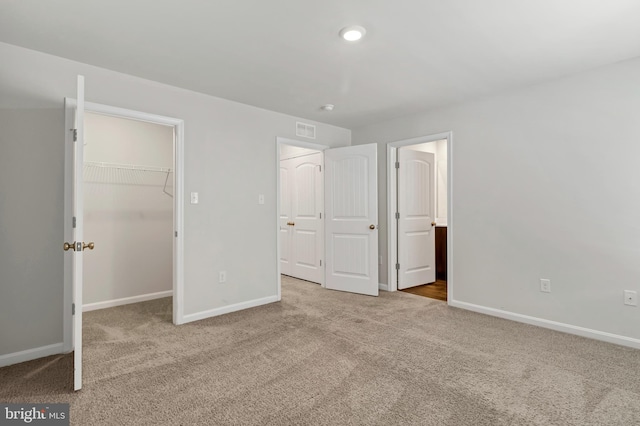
540,278 -> 551,293
219,271 -> 227,283
190,192 -> 199,204
258,194 -> 265,205
623,290 -> 637,306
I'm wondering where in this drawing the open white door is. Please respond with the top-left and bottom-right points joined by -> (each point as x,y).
397,148 -> 436,290
325,144 -> 378,296
64,75 -> 88,391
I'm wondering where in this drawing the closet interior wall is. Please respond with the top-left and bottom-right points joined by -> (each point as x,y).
83,112 -> 174,308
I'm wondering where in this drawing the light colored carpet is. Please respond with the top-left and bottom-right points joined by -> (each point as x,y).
1,276 -> 639,425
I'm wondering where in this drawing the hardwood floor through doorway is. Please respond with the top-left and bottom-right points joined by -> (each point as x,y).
400,280 -> 447,301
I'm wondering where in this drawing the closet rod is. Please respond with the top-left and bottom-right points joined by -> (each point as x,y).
84,161 -> 172,173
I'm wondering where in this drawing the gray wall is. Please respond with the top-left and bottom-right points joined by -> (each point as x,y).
0,42 -> 350,358
0,109 -> 64,354
353,56 -> 640,342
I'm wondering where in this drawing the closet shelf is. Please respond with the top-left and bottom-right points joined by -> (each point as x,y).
83,161 -> 174,198
84,161 -> 172,173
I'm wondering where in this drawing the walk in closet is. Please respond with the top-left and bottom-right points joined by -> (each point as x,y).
82,112 -> 174,310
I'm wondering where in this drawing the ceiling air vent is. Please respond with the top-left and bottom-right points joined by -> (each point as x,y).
296,122 -> 316,139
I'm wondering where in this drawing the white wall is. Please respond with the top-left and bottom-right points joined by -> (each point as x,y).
0,42 -> 350,359
407,140 -> 448,225
353,56 -> 640,343
83,113 -> 173,306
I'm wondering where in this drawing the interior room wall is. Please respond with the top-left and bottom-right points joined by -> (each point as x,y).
0,42 -> 350,360
352,56 -> 640,344
0,109 -> 64,357
83,113 -> 174,306
407,140 -> 448,225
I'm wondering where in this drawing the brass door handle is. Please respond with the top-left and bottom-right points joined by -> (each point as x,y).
63,242 -> 76,251
287,222 -> 295,226
83,242 -> 95,251
369,224 -> 376,230
431,222 -> 437,227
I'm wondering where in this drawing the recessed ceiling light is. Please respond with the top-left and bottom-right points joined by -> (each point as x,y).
339,26 -> 366,42
321,104 -> 335,112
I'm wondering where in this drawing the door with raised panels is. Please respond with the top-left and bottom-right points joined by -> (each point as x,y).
324,144 -> 378,296
290,153 -> 323,283
397,148 -> 436,290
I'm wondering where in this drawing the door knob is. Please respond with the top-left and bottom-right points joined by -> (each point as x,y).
431,222 -> 437,227
63,242 -> 76,251
83,242 -> 95,251
369,224 -> 376,230
287,222 -> 295,226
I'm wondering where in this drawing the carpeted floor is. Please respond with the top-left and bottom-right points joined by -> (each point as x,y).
1,276 -> 639,425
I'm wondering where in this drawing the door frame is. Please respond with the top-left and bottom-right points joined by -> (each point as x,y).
275,137 -> 329,301
387,131 -> 453,302
63,101 -> 186,351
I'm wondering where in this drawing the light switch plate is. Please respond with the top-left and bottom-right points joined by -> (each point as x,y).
190,192 -> 199,204
258,194 -> 265,205
540,279 -> 551,293
624,290 -> 637,306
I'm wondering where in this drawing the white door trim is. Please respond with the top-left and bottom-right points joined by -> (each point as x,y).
387,131 -> 453,303
275,137 -> 329,301
64,101 -> 186,352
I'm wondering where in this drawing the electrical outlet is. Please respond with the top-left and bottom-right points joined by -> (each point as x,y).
540,279 -> 551,293
624,290 -> 637,306
258,194 -> 265,205
219,271 -> 227,283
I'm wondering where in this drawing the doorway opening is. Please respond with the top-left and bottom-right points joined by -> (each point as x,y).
387,132 -> 452,302
279,141 -> 325,287
63,101 -> 185,354
277,138 -> 328,297
82,112 -> 175,312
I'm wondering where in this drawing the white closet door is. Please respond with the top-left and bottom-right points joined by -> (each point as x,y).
397,148 -> 436,289
290,153 -> 323,283
279,162 -> 292,276
324,144 -> 378,296
66,75 -> 85,391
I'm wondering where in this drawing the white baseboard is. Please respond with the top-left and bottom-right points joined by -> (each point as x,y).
379,283 -> 390,291
182,295 -> 279,324
83,290 -> 173,312
0,343 -> 65,368
450,300 -> 640,350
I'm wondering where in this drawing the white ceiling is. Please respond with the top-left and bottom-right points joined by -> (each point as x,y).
2,0 -> 640,129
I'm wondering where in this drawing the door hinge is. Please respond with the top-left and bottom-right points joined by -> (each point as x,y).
72,216 -> 77,228
318,165 -> 322,172
395,263 -> 400,270
320,260 -> 322,266
72,128 -> 77,142
395,161 -> 400,169
175,231 -> 178,237
72,303 -> 75,315
395,212 -> 399,220
319,212 -> 322,219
